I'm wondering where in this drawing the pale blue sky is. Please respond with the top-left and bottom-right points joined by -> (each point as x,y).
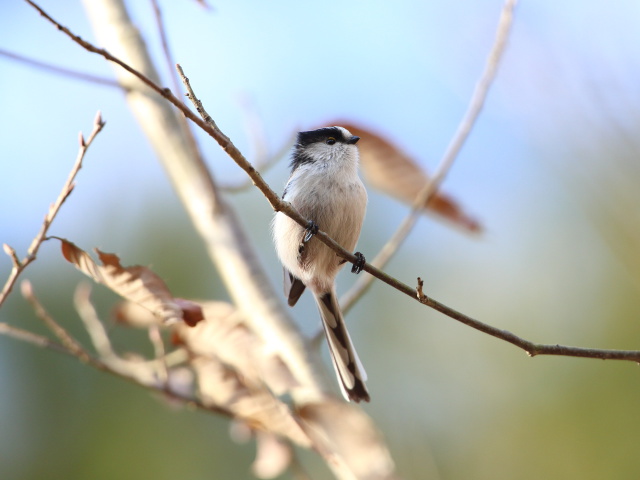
2,0 -> 638,246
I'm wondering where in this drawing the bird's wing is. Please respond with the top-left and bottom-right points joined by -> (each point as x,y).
283,268 -> 306,307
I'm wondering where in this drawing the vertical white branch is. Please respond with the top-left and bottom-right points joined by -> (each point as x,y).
80,0 -> 330,403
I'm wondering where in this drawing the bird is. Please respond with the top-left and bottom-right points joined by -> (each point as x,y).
272,126 -> 370,402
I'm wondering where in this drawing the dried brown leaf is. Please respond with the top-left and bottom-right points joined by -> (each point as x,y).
336,122 -> 482,233
191,356 -> 309,447
175,301 -> 307,448
176,301 -> 297,395
113,300 -> 159,328
59,238 -> 197,325
174,298 -> 204,327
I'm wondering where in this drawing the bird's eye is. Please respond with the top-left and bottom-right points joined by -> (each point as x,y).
326,137 -> 336,145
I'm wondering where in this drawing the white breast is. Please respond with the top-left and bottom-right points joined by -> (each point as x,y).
272,149 -> 367,294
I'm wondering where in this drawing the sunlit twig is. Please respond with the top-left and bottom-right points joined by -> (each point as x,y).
0,111 -> 105,308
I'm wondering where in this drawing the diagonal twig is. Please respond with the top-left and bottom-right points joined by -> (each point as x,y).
0,321 -> 70,356
0,48 -> 122,89
0,111 -> 105,308
149,0 -> 182,98
148,0 -> 204,168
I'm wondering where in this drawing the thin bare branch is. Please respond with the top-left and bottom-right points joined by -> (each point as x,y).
341,0 -> 517,313
149,0 -> 180,96
149,325 -> 169,385
0,321 -> 70,355
408,278 -> 640,362
24,0 -> 640,370
21,280 -> 99,366
175,64 -> 293,192
0,111 -> 105,308
73,282 -> 117,358
148,0 -> 204,168
0,48 -> 122,88
23,0 -> 297,226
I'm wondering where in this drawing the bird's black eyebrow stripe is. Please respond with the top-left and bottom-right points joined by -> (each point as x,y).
296,127 -> 346,147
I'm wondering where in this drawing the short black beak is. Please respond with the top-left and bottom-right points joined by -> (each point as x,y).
347,136 -> 360,145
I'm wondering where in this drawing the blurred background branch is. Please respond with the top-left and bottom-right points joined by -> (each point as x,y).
340,0 -> 516,312
0,48 -> 122,89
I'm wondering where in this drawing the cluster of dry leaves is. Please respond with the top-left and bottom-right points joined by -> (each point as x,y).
51,237 -> 396,478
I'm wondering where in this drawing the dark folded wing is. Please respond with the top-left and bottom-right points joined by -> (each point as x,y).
283,269 -> 306,307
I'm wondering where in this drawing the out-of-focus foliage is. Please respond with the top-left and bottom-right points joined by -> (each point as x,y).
2,1 -> 640,479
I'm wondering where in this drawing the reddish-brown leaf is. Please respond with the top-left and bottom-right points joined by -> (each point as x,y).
175,301 -> 297,395
59,238 -> 185,324
174,298 -> 204,327
335,122 -> 482,233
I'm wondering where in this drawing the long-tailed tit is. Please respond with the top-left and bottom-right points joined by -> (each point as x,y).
272,126 -> 370,402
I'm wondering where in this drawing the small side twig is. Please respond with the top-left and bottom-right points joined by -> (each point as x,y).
0,321 -> 70,355
177,64 -> 229,141
150,0 -> 181,97
73,282 -> 116,359
416,277 -> 428,303
149,325 -> 169,386
0,111 -> 105,308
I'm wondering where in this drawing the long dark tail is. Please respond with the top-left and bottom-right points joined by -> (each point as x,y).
315,289 -> 370,402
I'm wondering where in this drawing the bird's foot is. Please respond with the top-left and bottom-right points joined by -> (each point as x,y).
351,252 -> 366,274
297,220 -> 319,262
